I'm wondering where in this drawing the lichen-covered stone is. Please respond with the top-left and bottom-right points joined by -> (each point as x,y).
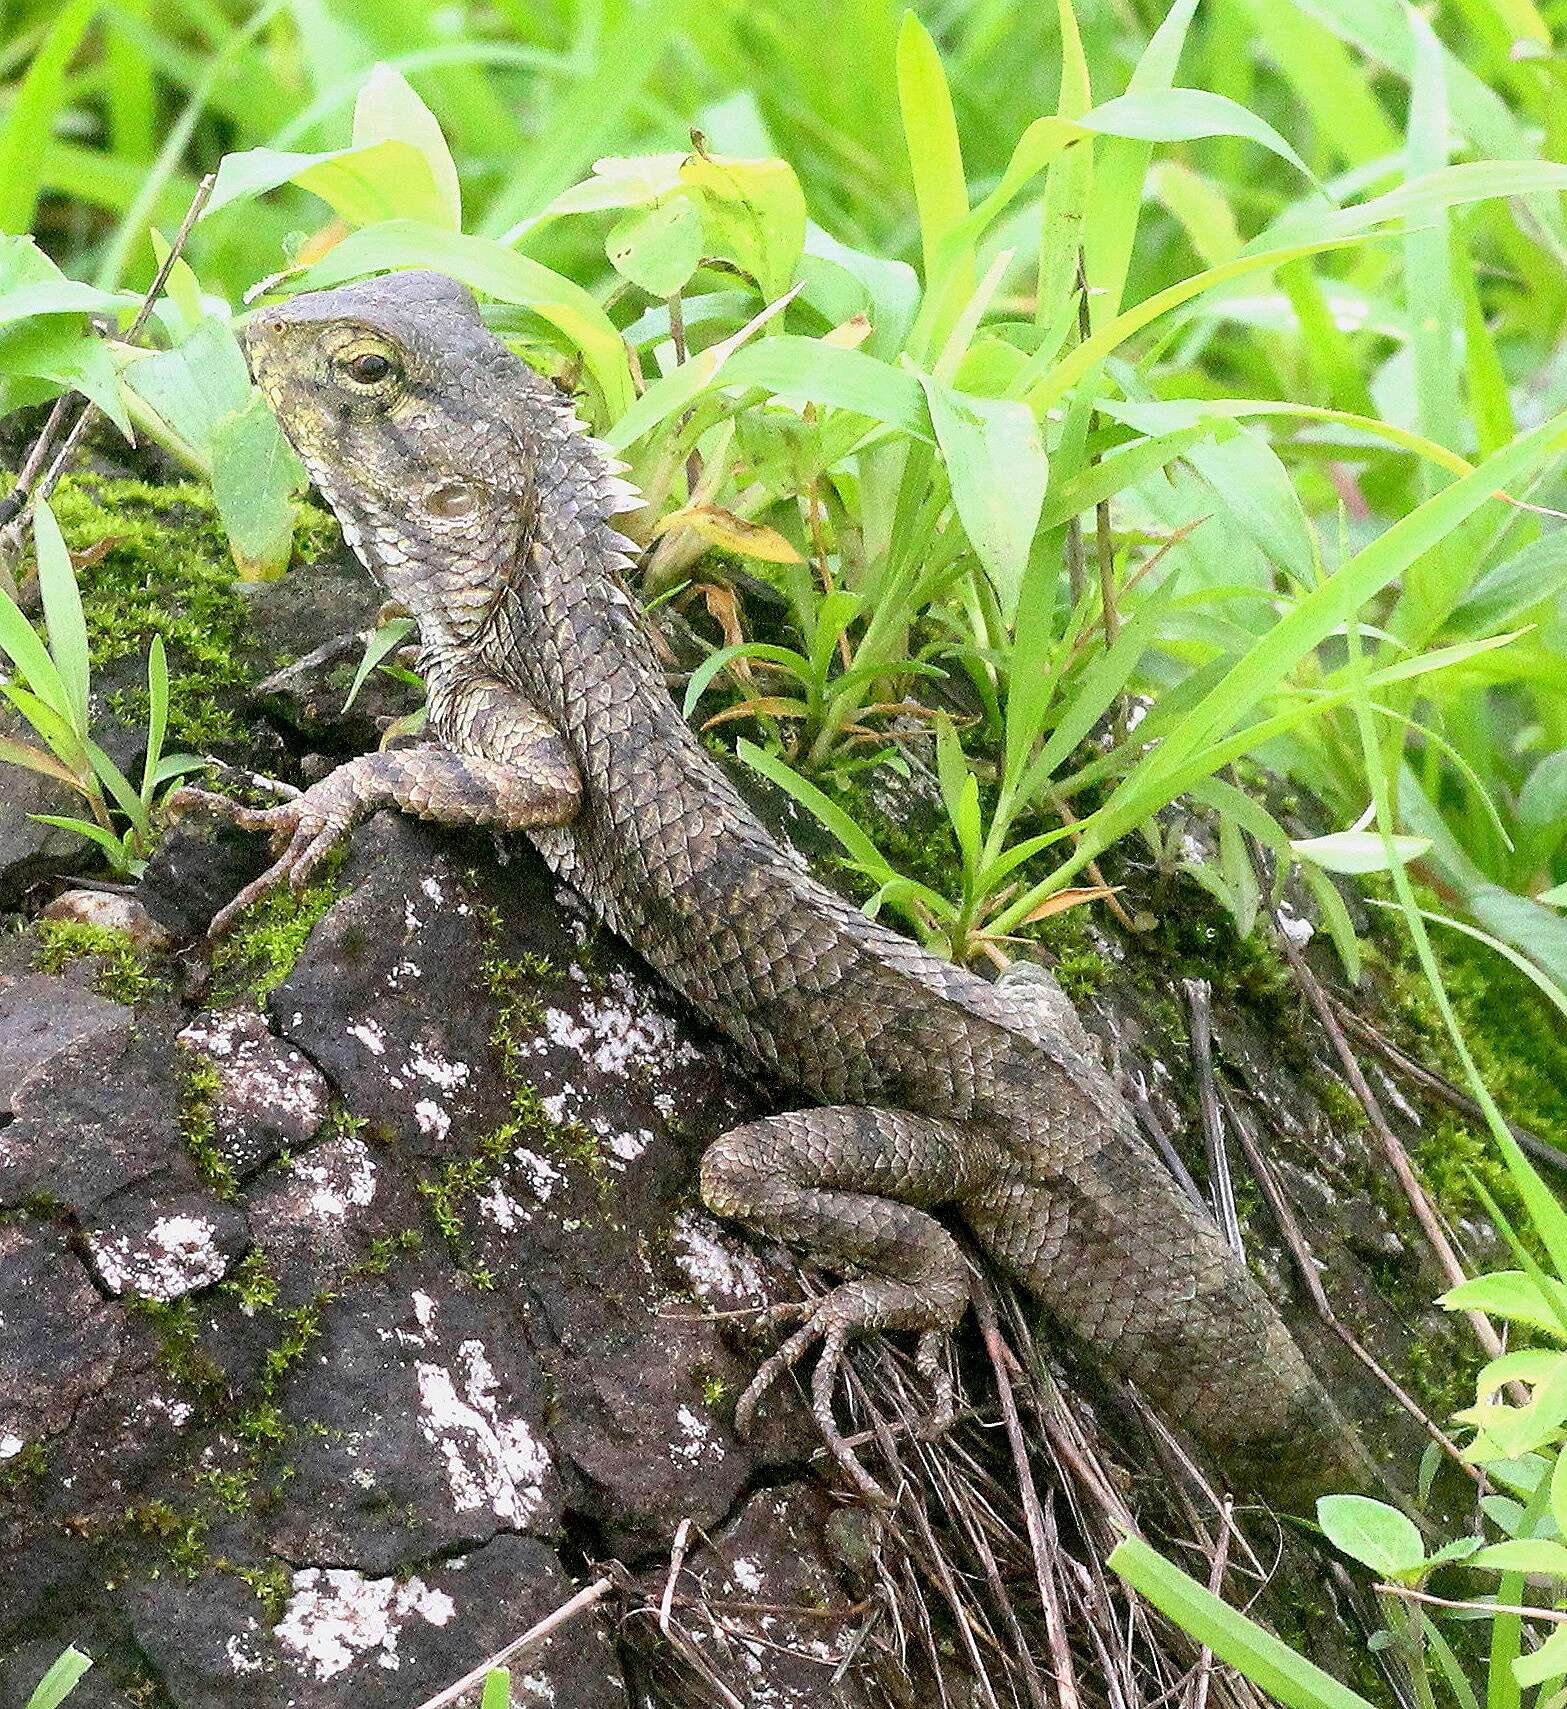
179,1008 -> 329,1177
264,1265 -> 562,1572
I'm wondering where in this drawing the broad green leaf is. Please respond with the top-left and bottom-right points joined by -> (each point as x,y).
1440,1271 -> 1567,1337
0,236 -> 128,328
681,152 -> 806,300
1315,1495 -> 1426,1577
1076,89 -> 1310,178
1289,830 -> 1431,874
1515,1623 -> 1567,1691
480,1668 -> 511,1709
1447,532 -> 1567,638
122,315 -> 252,460
351,63 -> 461,231
1108,1535 -> 1378,1709
540,155 -> 686,218
917,374 -> 1047,620
0,316 -> 132,439
1471,1538 -> 1567,1578
205,140 -> 454,230
606,196 -> 703,298
209,391 -> 307,580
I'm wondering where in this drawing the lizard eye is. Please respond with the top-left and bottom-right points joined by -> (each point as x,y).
341,350 -> 395,386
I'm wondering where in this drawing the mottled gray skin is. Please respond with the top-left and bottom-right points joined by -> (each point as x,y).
178,270 -> 1372,1511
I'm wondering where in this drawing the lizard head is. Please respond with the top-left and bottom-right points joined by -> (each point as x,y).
243,271 -> 547,605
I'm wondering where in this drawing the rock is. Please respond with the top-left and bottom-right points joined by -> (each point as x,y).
265,1264 -> 561,1573
135,816 -> 273,945
125,1536 -> 623,1709
41,889 -> 172,952
239,555 -> 415,754
0,972 -> 128,1113
0,1010 -> 193,1212
0,1222 -> 123,1463
0,710 -> 90,907
82,1190 -> 250,1302
0,1641 -> 136,1709
245,1134 -> 423,1308
178,1009 -> 329,1178
270,818 -> 512,1156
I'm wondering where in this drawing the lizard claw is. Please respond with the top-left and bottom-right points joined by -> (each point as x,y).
168,781 -> 352,940
734,1284 -> 963,1507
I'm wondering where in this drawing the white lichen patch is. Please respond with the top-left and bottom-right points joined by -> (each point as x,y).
671,1403 -> 725,1466
414,1098 -> 451,1142
0,1434 -> 24,1460
728,1555 -> 764,1595
87,1212 -> 228,1301
289,1137 -> 379,1222
537,970 -> 702,1083
670,1210 -> 766,1305
348,1019 -> 387,1057
226,1628 -> 265,1677
274,1567 -> 454,1680
477,1180 -> 532,1230
415,1338 -> 553,1527
512,1148 -> 563,1203
405,1044 -> 470,1091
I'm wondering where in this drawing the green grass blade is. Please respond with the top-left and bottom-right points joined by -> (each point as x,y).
897,10 -> 971,350
31,498 -> 90,741
1108,1536 -> 1378,1709
0,0 -> 96,235
22,1645 -> 92,1709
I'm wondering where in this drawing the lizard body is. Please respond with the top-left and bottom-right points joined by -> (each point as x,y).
182,270 -> 1376,1510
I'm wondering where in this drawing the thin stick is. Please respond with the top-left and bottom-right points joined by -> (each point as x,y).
658,1517 -> 692,1638
1186,1497 -> 1235,1709
1248,842 -> 1507,1368
1219,1077 -> 1477,1480
972,1278 -> 1081,1709
1328,995 -> 1567,1174
411,1575 -> 616,1709
0,174 -> 215,556
1185,978 -> 1243,1252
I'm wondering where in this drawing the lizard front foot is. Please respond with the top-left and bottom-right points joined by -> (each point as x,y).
168,773 -> 363,939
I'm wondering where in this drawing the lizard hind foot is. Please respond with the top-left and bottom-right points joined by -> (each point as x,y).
734,1282 -> 900,1506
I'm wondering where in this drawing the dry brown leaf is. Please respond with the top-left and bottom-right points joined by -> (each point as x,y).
823,313 -> 873,349
1015,884 -> 1121,926
653,503 -> 802,563
700,696 -> 806,729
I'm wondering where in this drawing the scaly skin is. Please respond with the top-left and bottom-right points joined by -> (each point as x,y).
179,271 -> 1376,1511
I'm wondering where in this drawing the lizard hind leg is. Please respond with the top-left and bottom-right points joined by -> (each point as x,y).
700,1106 -> 985,1503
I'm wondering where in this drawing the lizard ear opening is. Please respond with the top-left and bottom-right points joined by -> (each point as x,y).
423,479 -> 479,520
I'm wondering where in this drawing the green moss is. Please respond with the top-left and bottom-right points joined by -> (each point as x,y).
47,474 -> 344,753
1313,1071 -> 1369,1135
124,1498 -> 209,1574
232,1559 -> 292,1622
221,1248 -> 280,1312
179,1055 -> 240,1199
208,848 -> 345,1002
258,1298 -> 324,1392
51,473 -> 248,751
0,1439 -> 50,1491
132,1297 -> 226,1402
32,917 -> 162,1003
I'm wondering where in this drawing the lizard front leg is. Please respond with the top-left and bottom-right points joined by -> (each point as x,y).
701,1106 -> 996,1502
172,672 -> 580,938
